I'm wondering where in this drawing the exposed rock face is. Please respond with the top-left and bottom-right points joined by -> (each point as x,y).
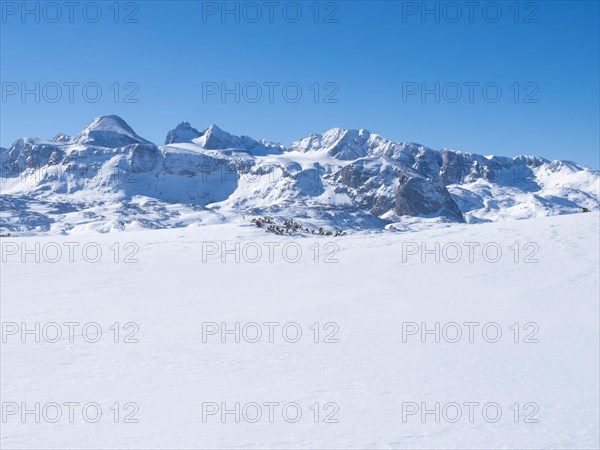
394,174 -> 464,222
164,122 -> 203,145
197,124 -> 283,156
290,128 -> 372,160
2,139 -> 64,174
128,143 -> 160,173
332,157 -> 464,221
53,133 -> 73,143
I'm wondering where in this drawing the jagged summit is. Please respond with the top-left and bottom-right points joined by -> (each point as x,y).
164,121 -> 204,145
289,127 -> 414,161
75,115 -> 150,148
166,122 -> 284,156
52,133 -> 73,143
79,115 -> 136,135
198,124 -> 234,149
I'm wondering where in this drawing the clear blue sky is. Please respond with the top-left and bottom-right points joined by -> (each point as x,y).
1,1 -> 599,168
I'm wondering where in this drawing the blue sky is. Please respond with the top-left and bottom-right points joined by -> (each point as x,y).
1,0 -> 599,168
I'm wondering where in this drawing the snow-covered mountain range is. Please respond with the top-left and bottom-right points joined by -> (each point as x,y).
1,115 -> 598,235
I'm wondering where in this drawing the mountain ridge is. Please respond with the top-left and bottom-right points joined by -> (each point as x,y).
1,115 -> 598,235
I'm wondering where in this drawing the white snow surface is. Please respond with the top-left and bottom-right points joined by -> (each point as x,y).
1,212 -> 598,448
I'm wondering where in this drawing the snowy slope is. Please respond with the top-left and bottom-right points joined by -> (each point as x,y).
1,212 -> 598,448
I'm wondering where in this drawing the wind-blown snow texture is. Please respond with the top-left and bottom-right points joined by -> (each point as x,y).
1,213 -> 599,448
1,115 -> 598,235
